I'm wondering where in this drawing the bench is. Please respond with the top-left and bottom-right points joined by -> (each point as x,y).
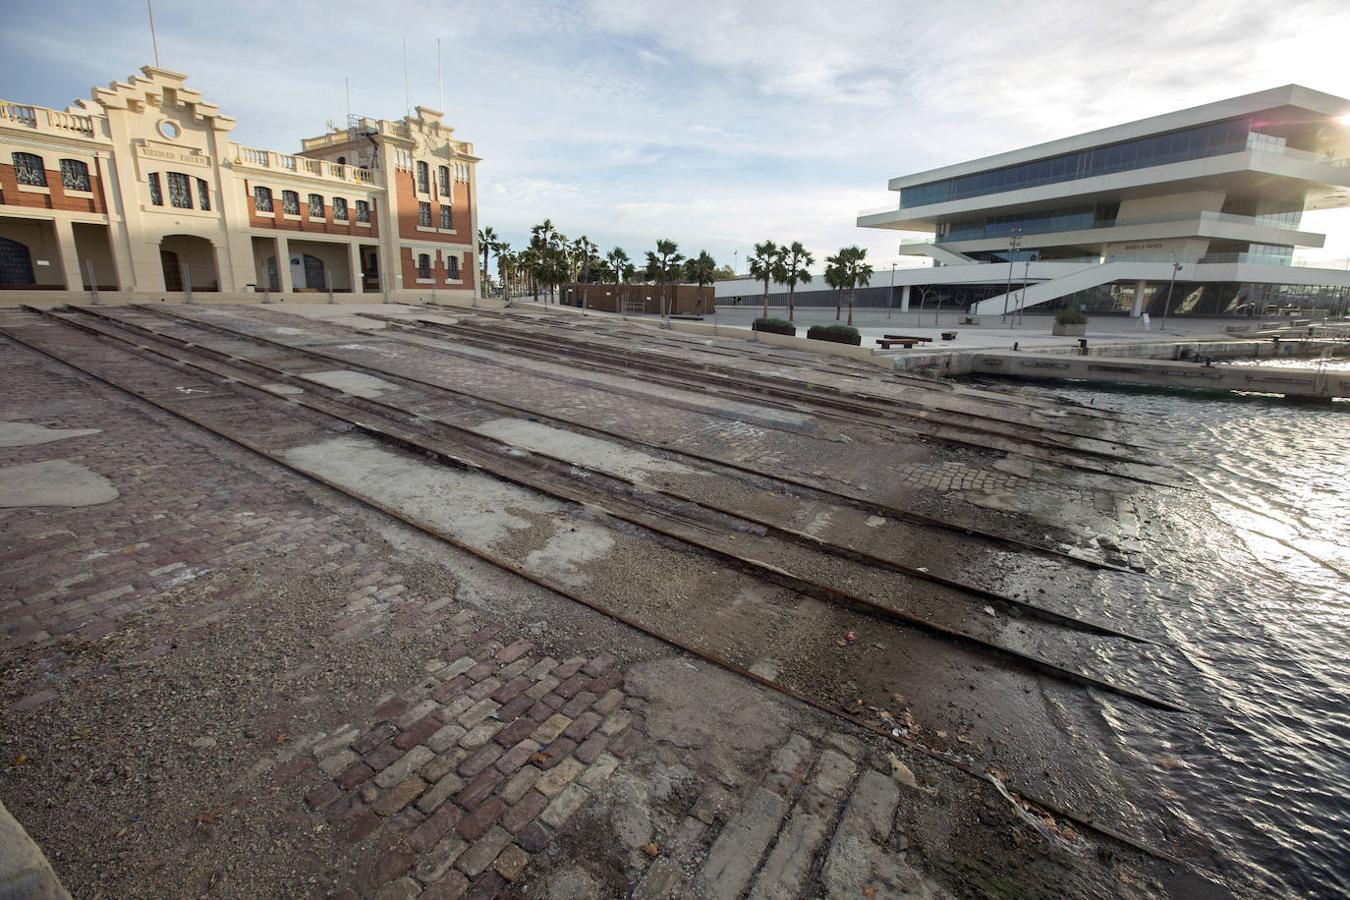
876,338 -> 917,349
883,334 -> 933,343
941,331 -> 958,341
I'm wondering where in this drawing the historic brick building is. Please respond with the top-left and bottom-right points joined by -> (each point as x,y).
0,65 -> 480,302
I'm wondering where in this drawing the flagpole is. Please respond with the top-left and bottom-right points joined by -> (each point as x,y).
147,0 -> 160,66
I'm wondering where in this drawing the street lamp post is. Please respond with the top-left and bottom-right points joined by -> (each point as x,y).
887,262 -> 896,319
1161,257 -> 1182,331
1003,228 -> 1022,323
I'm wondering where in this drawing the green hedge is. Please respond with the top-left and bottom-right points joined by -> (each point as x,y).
1055,308 -> 1088,325
806,324 -> 862,345
752,317 -> 796,336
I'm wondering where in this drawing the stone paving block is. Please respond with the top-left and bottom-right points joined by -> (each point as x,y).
374,745 -> 435,789
495,639 -> 534,663
533,738 -> 577,769
597,710 -> 632,736
394,698 -> 440,730
554,673 -> 590,698
418,771 -> 467,815
551,656 -> 587,680
491,676 -> 532,704
697,787 -> 788,900
592,689 -> 625,716
422,749 -> 469,783
442,655 -> 478,679
466,677 -> 502,701
560,691 -> 597,718
515,821 -> 550,854
455,770 -> 504,811
563,710 -> 603,741
458,722 -> 499,750
578,753 -> 620,790
457,797 -> 505,842
539,783 -> 588,829
305,781 -> 343,811
338,761 -> 376,790
494,843 -> 529,882
747,810 -> 829,900
365,742 -> 405,773
410,800 -> 464,853
414,834 -> 469,884
354,722 -> 399,755
820,769 -> 904,899
458,698 -> 500,729
574,733 -> 608,765
456,824 -> 513,878
534,757 -> 585,797
492,716 -> 537,748
494,694 -> 534,723
501,766 -> 541,805
531,713 -> 572,744
465,660 -> 497,681
501,790 -> 548,833
465,872 -> 506,900
429,723 -> 467,754
524,657 -> 557,680
691,783 -> 734,825
608,728 -> 641,758
421,871 -> 469,900
525,676 -> 559,700
373,776 -> 428,816
312,726 -> 360,759
812,749 -> 857,799
319,748 -> 360,778
458,742 -> 504,778
495,739 -> 540,776
586,668 -> 623,695
395,715 -> 442,750
763,734 -> 814,798
440,695 -> 476,721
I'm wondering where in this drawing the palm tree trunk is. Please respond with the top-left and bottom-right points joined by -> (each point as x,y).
835,288 -> 842,320
847,288 -> 855,326
762,281 -> 769,319
788,284 -> 795,322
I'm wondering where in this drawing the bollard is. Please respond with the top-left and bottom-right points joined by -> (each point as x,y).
85,258 -> 100,306
1078,338 -> 1088,355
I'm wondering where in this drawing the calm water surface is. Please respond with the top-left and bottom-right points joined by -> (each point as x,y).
987,373 -> 1348,899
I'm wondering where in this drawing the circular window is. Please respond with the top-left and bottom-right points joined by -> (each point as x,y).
158,120 -> 180,140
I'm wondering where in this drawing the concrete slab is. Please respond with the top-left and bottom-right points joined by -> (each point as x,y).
298,369 -> 399,399
0,422 -> 101,448
0,459 -> 118,508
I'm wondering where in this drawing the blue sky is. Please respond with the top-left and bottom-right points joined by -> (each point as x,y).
6,0 -> 1350,273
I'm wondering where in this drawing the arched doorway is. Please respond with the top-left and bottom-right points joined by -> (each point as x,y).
159,235 -> 219,292
0,237 -> 36,287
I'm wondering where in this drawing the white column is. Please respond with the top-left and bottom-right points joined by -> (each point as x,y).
275,235 -> 294,294
900,284 -> 911,312
1130,279 -> 1147,317
348,242 -> 364,294
54,218 -> 84,291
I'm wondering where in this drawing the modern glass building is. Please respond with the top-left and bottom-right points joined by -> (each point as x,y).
856,84 -> 1350,317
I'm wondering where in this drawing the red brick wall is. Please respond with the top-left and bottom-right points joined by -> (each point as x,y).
399,246 -> 475,292
0,163 -> 106,214
396,167 -> 463,243
244,181 -> 379,238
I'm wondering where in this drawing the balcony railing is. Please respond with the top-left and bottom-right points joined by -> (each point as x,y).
232,145 -> 376,185
1,100 -> 96,137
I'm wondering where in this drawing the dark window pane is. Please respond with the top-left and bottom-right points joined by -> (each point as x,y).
12,152 -> 46,186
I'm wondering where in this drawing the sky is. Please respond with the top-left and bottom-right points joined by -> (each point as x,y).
5,0 -> 1350,274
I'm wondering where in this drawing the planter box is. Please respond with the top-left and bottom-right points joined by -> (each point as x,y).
752,319 -> 796,337
1052,322 -> 1087,336
806,327 -> 862,346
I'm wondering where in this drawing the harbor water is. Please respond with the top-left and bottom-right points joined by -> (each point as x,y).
990,366 -> 1348,898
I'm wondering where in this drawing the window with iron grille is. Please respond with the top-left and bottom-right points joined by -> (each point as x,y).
281,190 -> 299,215
13,152 -> 46,186
167,172 -> 192,208
416,161 -> 430,193
439,204 -> 453,230
60,159 -> 90,191
308,194 -> 324,218
254,185 -> 273,212
150,173 -> 165,206
355,200 -> 370,223
447,254 -> 460,279
438,165 -> 449,196
196,178 -> 210,211
332,197 -> 348,220
418,202 -> 432,227
417,253 -> 431,278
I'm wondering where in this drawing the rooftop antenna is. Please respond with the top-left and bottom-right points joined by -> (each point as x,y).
345,76 -> 351,125
147,0 -> 161,66
437,39 -> 443,112
402,38 -> 411,117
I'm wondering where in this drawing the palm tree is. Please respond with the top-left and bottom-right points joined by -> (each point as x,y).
644,238 -> 684,317
827,246 -> 873,326
495,243 -> 512,301
572,236 -> 599,308
477,226 -> 499,297
684,251 -> 717,315
779,241 -> 814,322
529,220 -> 557,303
606,248 -> 632,284
824,263 -> 845,321
747,240 -> 780,319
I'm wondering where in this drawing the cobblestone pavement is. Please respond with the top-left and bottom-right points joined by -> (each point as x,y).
0,333 -> 1210,898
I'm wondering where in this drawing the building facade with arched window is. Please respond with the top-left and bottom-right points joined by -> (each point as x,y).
0,64 -> 481,303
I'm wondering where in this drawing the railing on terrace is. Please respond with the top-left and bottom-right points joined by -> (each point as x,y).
233,145 -> 376,185
942,208 -> 1316,243
1,101 -> 96,136
858,203 -> 900,217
